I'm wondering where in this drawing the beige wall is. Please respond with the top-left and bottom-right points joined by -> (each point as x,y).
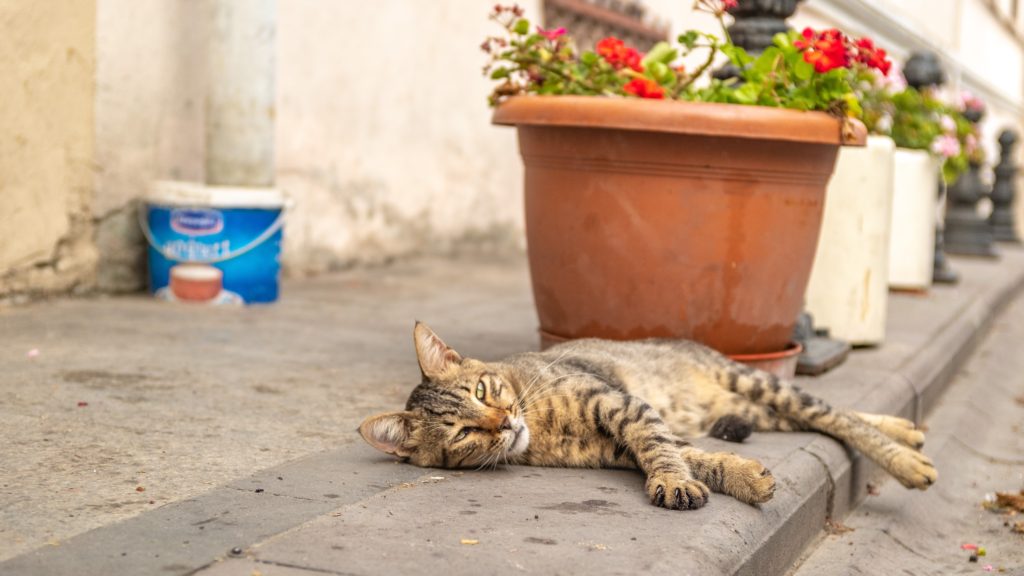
93,0 -> 207,291
275,0 -> 538,274
0,0 -> 97,302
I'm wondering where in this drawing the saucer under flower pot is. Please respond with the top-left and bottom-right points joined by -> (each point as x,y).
727,342 -> 803,379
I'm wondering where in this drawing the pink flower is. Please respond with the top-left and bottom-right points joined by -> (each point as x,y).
965,133 -> 979,155
960,91 -> 985,113
695,0 -> 738,15
940,115 -> 957,133
536,26 -> 566,41
878,60 -> 907,93
931,134 -> 961,158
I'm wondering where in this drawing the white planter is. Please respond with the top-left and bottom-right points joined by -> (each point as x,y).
805,136 -> 896,345
887,149 -> 940,290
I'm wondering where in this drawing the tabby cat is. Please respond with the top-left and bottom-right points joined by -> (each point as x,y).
359,322 -> 936,509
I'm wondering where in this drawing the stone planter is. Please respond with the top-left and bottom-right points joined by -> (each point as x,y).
493,96 -> 864,355
888,148 -> 940,290
804,136 -> 895,345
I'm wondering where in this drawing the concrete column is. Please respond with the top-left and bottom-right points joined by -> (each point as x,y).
206,0 -> 276,187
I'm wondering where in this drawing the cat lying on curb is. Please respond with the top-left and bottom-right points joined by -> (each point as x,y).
359,322 -> 936,510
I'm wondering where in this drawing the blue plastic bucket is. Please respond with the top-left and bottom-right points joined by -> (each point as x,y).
140,182 -> 287,305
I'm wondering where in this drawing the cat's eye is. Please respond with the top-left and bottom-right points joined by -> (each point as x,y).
453,428 -> 470,442
475,381 -> 486,400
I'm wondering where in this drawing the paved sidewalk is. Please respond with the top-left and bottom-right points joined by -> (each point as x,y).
790,280 -> 1024,575
2,247 -> 1023,575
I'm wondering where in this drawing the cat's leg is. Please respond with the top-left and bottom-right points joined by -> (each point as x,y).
852,412 -> 925,450
703,398 -> 803,442
724,368 -> 937,490
588,388 -> 712,509
679,446 -> 776,505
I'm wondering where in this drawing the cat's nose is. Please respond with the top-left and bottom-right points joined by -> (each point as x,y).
499,414 -> 514,431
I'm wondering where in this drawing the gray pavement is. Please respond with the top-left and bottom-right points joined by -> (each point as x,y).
790,284 -> 1024,576
1,248 -> 1024,575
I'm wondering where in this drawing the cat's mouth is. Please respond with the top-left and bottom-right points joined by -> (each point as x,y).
507,423 -> 530,455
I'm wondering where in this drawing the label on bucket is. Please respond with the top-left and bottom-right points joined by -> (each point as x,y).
146,204 -> 283,305
171,209 -> 224,236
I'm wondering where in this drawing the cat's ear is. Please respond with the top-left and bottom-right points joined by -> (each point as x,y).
358,411 -> 416,458
413,321 -> 463,380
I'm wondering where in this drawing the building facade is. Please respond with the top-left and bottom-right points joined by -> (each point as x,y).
2,0 -> 1022,301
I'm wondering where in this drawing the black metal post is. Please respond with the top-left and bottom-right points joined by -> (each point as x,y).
713,0 -> 805,80
903,52 -> 960,284
990,129 -> 1021,243
943,107 -> 999,258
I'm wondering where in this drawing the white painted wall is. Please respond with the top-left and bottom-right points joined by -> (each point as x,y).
274,0 -> 540,274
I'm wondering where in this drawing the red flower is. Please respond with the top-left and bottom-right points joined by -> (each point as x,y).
623,77 -> 665,99
795,28 -> 850,73
722,0 -> 739,10
854,37 -> 891,75
596,37 -> 644,72
536,26 -> 566,41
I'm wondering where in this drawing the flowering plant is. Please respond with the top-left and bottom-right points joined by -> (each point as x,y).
859,68 -> 978,182
482,1 -> 891,121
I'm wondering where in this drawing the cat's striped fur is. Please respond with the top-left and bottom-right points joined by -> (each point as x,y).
359,323 -> 936,509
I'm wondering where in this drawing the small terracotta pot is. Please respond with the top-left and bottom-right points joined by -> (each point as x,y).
728,342 -> 803,379
494,96 -> 863,355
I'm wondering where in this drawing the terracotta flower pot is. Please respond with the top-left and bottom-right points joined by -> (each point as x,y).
493,96 -> 864,355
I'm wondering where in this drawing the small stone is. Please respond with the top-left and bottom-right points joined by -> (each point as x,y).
254,488 -> 264,493
230,547 -> 243,556
970,553 -> 979,563
460,539 -> 479,545
135,486 -> 145,492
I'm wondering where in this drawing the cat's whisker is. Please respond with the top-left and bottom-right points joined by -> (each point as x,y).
518,349 -> 574,400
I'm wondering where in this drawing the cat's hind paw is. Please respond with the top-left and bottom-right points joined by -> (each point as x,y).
645,472 -> 710,510
856,413 -> 926,450
889,448 -> 937,490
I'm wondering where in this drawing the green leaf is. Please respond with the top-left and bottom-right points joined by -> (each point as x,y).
733,82 -> 761,104
647,61 -> 674,85
720,44 -> 753,68
513,18 -> 530,35
793,59 -> 813,81
677,31 -> 700,50
772,32 -> 794,50
642,42 -> 678,67
752,47 -> 782,75
581,51 -> 598,66
490,67 -> 510,80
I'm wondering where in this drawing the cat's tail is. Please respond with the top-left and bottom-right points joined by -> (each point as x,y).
724,365 -> 937,490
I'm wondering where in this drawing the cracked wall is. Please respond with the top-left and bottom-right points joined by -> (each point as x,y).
0,0 -> 98,303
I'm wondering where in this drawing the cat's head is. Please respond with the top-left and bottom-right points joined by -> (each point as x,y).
358,322 -> 529,468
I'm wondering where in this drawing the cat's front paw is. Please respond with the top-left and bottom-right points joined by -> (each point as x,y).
889,448 -> 937,490
645,471 -> 709,510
